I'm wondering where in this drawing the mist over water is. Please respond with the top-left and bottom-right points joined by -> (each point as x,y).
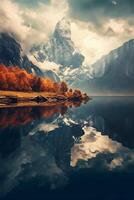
0,97 -> 134,200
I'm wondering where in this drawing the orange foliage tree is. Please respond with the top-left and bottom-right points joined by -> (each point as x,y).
0,64 -> 71,94
0,64 -> 84,99
60,81 -> 68,93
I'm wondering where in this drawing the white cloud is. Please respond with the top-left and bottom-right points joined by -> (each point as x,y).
0,0 -> 133,64
0,0 -> 68,51
0,0 -> 30,42
22,0 -> 69,48
71,19 -> 134,65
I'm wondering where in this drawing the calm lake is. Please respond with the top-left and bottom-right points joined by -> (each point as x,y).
0,97 -> 134,200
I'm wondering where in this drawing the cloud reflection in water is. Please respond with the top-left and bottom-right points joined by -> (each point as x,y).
71,126 -> 134,171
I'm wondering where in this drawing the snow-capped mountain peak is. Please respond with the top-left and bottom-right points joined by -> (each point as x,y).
30,18 -> 85,68
53,17 -> 71,40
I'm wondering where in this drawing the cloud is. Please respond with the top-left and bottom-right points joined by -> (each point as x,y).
0,0 -> 68,51
0,0 -> 30,43
13,0 -> 50,7
68,0 -> 134,26
0,0 -> 133,64
22,0 -> 69,44
71,17 -> 134,64
68,0 -> 134,64
105,27 -> 116,37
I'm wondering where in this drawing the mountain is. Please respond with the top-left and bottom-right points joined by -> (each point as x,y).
0,32 -> 59,81
30,18 -> 85,68
0,33 -> 42,76
30,17 -> 134,94
71,39 -> 134,94
1,23 -> 134,94
0,106 -> 83,197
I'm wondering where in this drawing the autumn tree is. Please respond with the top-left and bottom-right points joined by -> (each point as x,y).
60,81 -> 68,94
17,71 -> 32,91
66,88 -> 73,97
53,82 -> 60,93
43,78 -> 55,92
73,90 -> 82,97
0,65 -> 72,94
0,73 -> 8,90
70,89 -> 82,100
6,72 -> 18,90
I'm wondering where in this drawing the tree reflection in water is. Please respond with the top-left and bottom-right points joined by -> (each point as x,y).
0,101 -> 84,128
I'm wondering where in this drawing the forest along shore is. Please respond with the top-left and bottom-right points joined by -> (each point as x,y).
0,65 -> 89,107
0,90 -> 90,107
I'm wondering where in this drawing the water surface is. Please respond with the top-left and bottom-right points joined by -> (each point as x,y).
0,97 -> 134,200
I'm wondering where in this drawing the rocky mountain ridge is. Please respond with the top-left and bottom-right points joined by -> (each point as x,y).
0,32 -> 59,82
30,18 -> 85,68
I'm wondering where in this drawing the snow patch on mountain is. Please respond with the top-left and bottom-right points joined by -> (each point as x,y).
30,18 -> 85,69
28,54 -> 60,82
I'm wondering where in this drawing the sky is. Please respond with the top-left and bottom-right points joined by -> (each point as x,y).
0,0 -> 134,64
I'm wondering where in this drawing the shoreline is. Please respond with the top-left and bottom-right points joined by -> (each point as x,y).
0,90 -> 90,108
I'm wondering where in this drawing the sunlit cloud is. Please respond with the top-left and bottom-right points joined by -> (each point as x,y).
0,0 -> 68,51
0,0 -> 133,64
71,18 -> 134,64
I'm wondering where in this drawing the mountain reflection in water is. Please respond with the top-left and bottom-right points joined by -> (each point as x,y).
0,97 -> 134,200
0,101 -> 83,128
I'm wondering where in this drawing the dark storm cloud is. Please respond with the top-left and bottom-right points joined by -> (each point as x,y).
68,0 -> 134,25
13,0 -> 50,7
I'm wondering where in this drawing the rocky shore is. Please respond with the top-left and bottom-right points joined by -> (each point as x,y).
0,91 -> 90,107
